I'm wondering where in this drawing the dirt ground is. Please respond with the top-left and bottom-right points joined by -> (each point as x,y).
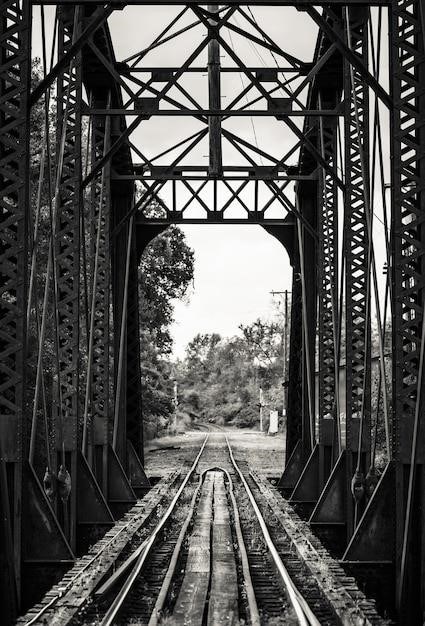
144,427 -> 285,479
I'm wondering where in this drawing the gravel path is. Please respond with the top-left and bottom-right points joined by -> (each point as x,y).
144,428 -> 285,479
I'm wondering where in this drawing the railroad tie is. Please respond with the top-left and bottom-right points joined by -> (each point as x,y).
207,472 -> 238,626
172,472 -> 214,624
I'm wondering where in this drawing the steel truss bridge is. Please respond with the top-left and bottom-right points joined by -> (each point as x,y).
0,0 -> 424,623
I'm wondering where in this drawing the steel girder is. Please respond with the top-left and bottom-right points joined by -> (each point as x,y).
55,6 -> 83,549
277,181 -> 317,494
0,0 -> 31,456
337,5 -> 425,621
317,98 -> 339,478
280,12 -> 343,502
390,0 -> 425,617
307,5 -> 372,542
344,7 -> 371,459
111,193 -> 131,461
313,24 -> 343,474
125,230 -> 144,464
276,250 -> 304,494
56,6 -> 83,447
88,92 -> 112,491
286,265 -> 303,455
0,0 -> 31,613
35,0 -> 392,5
391,0 -> 425,467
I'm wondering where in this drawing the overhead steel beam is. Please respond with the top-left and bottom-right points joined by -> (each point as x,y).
82,107 -> 344,116
118,65 -> 311,73
111,174 -> 314,181
137,218 -> 296,225
35,0 -> 391,5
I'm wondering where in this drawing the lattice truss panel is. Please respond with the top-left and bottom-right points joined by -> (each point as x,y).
343,7 -> 371,447
318,112 -> 338,429
392,0 -> 425,462
84,4 -> 345,224
0,0 -> 30,459
88,102 -> 111,440
55,7 -> 82,445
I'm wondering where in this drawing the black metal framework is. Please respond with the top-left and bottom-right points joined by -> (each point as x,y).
391,0 -> 425,617
0,0 -> 31,457
317,92 -> 339,474
342,7 -> 371,540
0,0 -> 31,615
72,2 -> 349,227
1,1 -> 425,624
87,90 -> 112,490
54,6 -> 83,550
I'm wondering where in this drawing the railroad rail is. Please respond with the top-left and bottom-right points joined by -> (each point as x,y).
94,434 -> 320,625
21,470 -> 185,626
19,433 -> 387,626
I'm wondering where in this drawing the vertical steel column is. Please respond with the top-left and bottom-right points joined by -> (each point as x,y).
111,195 -> 128,465
89,93 -> 111,494
0,0 -> 31,614
318,93 -> 339,485
277,189 -> 316,493
298,181 -> 317,456
125,234 -> 144,463
208,3 -> 222,176
344,6 -> 371,534
55,6 -> 82,550
277,263 -> 303,483
391,0 -> 425,619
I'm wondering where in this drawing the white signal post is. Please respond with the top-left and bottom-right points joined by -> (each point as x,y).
259,387 -> 264,432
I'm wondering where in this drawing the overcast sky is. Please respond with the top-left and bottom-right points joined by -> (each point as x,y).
170,225 -> 292,358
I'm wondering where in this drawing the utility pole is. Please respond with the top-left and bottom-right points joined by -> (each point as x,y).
173,380 -> 178,432
259,387 -> 264,432
270,290 -> 291,420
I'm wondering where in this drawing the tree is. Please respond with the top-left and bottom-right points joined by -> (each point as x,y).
139,226 -> 195,436
140,225 -> 194,354
175,320 -> 286,429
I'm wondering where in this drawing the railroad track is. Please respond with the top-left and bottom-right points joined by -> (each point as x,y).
74,434 -> 333,625
21,433 -> 386,626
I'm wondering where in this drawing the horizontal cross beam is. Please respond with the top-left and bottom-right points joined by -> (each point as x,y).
84,107 -> 343,117
35,0 -> 390,5
111,173 -> 316,181
133,165 -> 292,172
137,217 -> 297,224
117,65 -> 312,74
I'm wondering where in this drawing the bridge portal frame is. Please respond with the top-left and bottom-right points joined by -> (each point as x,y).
1,1 -> 425,623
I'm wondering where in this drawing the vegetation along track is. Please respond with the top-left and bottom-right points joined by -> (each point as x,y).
21,434 -> 385,626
